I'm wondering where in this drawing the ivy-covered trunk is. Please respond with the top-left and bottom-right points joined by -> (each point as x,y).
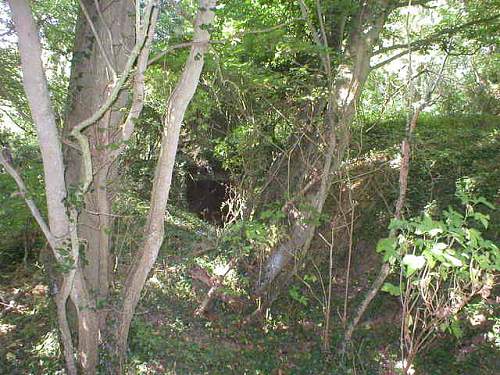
62,1 -> 135,371
64,0 -> 135,322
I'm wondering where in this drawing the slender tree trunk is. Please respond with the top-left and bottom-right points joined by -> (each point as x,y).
114,1 -> 217,366
256,0 -> 392,296
7,0 -> 69,239
341,49 -> 449,352
6,1 -> 88,373
8,0 -> 159,372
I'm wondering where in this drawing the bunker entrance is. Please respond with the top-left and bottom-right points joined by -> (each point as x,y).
185,166 -> 229,225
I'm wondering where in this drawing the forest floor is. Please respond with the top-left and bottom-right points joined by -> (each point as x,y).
0,114 -> 498,374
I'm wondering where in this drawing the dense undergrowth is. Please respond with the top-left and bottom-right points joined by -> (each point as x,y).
0,114 -> 498,374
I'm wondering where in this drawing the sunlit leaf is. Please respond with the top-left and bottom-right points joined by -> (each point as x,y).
381,282 -> 401,296
402,254 -> 426,276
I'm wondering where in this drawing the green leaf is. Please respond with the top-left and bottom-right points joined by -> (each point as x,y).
467,228 -> 482,247
431,242 -> 447,255
423,249 -> 437,269
444,209 -> 464,228
388,218 -> 408,231
303,274 -> 317,283
475,254 -> 491,269
289,286 -> 308,306
402,254 -> 426,276
473,212 -> 489,229
376,237 -> 398,263
443,251 -> 463,267
376,237 -> 396,254
474,197 -> 495,209
450,319 -> 463,339
415,215 -> 443,237
439,322 -> 449,332
381,282 -> 401,296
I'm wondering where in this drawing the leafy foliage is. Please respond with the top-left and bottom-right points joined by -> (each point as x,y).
377,178 -> 498,369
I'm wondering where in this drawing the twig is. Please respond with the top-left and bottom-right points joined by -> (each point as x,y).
148,40 -> 222,66
373,15 -> 499,56
107,4 -> 160,164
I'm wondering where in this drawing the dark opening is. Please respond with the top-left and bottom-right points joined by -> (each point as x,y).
186,166 -> 229,224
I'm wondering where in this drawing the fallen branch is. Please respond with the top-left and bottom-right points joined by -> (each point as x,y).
192,258 -> 241,316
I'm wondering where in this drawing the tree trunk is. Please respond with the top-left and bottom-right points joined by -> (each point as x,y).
6,1 -> 88,373
256,0 -> 392,296
7,0 -> 159,372
64,0 -> 135,316
61,1 -> 136,371
114,0 -> 217,366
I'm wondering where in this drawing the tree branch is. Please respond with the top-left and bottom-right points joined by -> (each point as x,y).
107,5 -> 160,163
373,14 -> 500,57
371,48 -> 410,70
298,0 -> 330,73
0,146 -> 57,250
148,41 -> 212,66
393,0 -> 433,8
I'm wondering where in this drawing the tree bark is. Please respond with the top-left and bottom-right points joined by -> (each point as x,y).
64,0 -> 136,319
7,0 -> 69,240
6,1 -> 82,373
114,0 -> 217,364
60,2 -> 140,371
256,0 -> 392,296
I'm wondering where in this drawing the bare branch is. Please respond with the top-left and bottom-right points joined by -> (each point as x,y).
148,41 -> 214,66
71,1 -> 156,135
298,0 -> 330,73
194,258 -> 238,316
0,107 -> 29,132
371,48 -> 410,70
107,5 -> 160,163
